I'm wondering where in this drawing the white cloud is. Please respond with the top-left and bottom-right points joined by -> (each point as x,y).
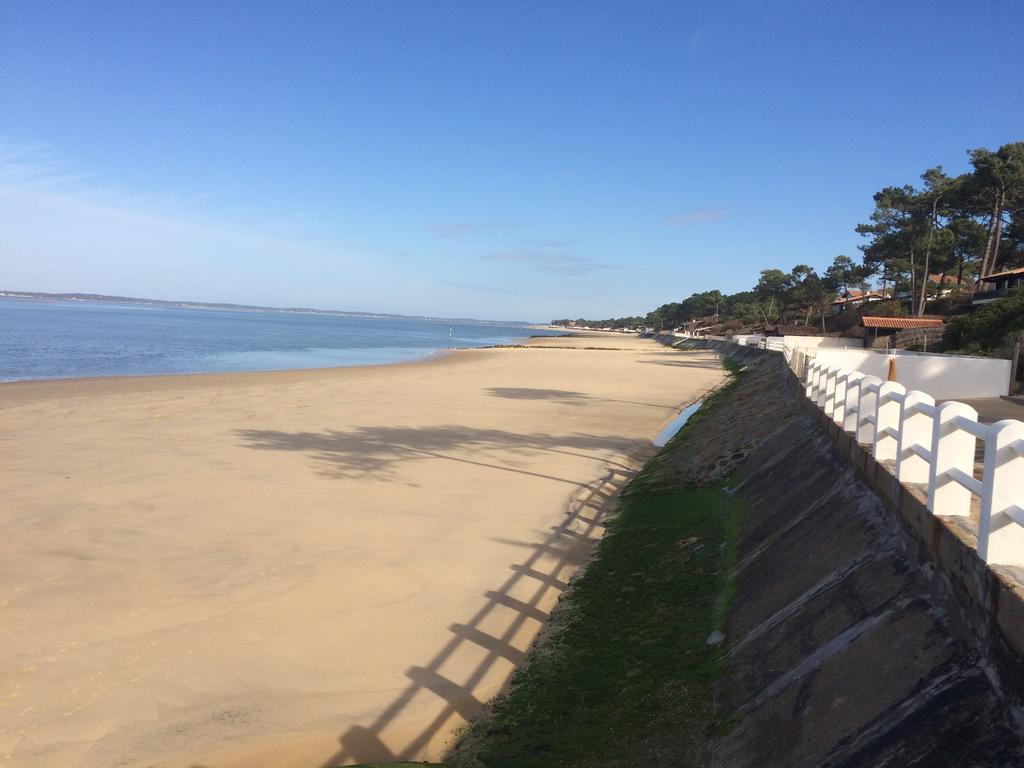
425,221 -> 518,238
665,209 -> 730,226
521,237 -> 573,248
481,250 -> 610,276
0,138 -> 97,189
0,136 -> 398,309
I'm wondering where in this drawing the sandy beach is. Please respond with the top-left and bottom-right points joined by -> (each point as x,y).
0,333 -> 723,768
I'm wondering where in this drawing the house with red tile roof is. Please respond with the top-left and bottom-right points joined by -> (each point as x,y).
829,289 -> 886,314
860,315 -> 945,348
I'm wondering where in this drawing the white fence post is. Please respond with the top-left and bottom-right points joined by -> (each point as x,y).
799,348 -> 1024,569
818,364 -> 831,405
874,382 -> 906,462
843,372 -> 864,433
806,361 -> 819,398
820,366 -> 837,409
928,402 -> 979,517
857,375 -> 883,445
833,370 -> 849,425
896,391 -> 935,484
978,420 -> 1024,566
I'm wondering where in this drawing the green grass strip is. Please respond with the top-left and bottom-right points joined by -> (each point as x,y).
442,358 -> 747,768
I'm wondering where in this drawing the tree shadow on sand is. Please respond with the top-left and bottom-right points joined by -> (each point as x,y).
635,356 -> 724,369
485,387 -> 592,404
235,424 -> 646,483
484,387 -> 678,411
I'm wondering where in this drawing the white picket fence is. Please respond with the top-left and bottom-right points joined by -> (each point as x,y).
732,334 -> 765,347
804,360 -> 1024,566
721,335 -> 786,352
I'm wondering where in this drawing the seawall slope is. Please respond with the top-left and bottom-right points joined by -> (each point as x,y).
668,352 -> 1024,765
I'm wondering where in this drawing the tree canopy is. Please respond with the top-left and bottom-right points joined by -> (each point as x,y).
554,140 -> 1024,330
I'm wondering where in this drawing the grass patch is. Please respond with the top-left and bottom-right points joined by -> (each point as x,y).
627,354 -> 747,497
445,358 -> 747,767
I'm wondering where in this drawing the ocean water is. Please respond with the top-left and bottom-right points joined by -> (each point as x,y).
0,298 -> 555,382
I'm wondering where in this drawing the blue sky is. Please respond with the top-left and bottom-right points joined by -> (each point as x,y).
2,1 -> 1023,321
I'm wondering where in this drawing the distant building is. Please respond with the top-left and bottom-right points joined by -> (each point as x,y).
973,267 -> 1024,305
927,273 -> 970,297
860,315 -> 944,348
765,324 -> 821,337
830,289 -> 885,314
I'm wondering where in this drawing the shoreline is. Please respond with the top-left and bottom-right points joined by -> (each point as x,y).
0,347 -> 466,399
0,330 -> 617,402
1,334 -> 722,768
0,295 -> 569,386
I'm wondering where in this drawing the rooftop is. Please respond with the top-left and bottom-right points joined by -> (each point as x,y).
831,290 -> 884,305
984,266 -> 1024,281
861,316 -> 945,330
927,273 -> 967,285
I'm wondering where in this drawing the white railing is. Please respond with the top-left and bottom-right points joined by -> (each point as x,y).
805,359 -> 1024,567
732,334 -> 765,347
719,335 -> 786,354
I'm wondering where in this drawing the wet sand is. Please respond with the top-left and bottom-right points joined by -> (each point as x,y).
0,334 -> 724,767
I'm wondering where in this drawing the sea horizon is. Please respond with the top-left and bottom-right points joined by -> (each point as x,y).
0,289 -> 541,325
0,295 -> 560,382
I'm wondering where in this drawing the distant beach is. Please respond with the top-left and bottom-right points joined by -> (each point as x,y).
0,333 -> 724,768
0,296 -> 557,381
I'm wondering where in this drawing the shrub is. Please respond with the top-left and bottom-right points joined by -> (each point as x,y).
860,299 -> 905,317
926,291 -> 972,316
945,288 -> 1024,353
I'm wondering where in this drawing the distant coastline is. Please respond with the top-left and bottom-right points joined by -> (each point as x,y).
0,290 -> 534,326
1,296 -> 556,381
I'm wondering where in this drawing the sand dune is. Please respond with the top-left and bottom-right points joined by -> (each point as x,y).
0,334 -> 723,767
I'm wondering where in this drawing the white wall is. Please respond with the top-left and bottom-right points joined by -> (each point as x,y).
812,349 -> 1011,399
783,336 -> 862,351
733,334 -> 765,346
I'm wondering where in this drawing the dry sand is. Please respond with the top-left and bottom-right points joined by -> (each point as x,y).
0,334 -> 724,767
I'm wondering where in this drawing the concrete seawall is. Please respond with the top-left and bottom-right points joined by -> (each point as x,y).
658,340 -> 1024,765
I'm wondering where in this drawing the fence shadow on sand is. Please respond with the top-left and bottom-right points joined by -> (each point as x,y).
233,421 -> 654,765
315,462 -> 641,766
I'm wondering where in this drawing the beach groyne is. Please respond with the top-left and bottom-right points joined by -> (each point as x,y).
670,349 -> 1024,765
